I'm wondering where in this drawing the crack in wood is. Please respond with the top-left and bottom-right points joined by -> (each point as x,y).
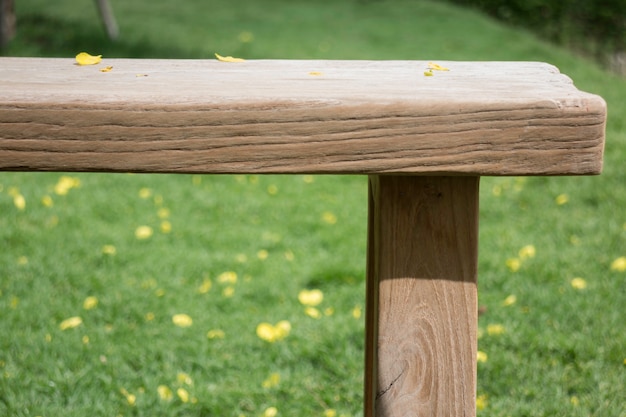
375,368 -> 406,401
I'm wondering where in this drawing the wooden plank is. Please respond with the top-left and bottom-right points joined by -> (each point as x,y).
0,58 -> 605,175
365,175 -> 479,417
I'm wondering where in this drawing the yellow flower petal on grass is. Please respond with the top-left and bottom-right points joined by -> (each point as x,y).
477,350 -> 488,363
157,385 -> 173,401
304,307 -> 321,319
555,193 -> 569,205
83,296 -> 98,310
59,316 -> 83,330
518,244 -> 536,260
506,258 -> 521,272
135,225 -> 153,240
487,324 -> 505,336
102,244 -> 116,255
502,294 -> 517,306
12,193 -> 25,210
217,271 -> 238,284
262,372 -> 281,388
172,314 -> 193,328
75,52 -> 102,66
177,388 -> 189,403
298,289 -> 323,306
197,278 -> 212,294
322,211 -> 337,224
207,329 -> 225,339
160,221 -> 172,234
256,321 -> 291,342
262,407 -> 278,417
54,176 -> 80,195
610,256 -> 626,272
570,277 -> 587,290
476,394 -> 488,410
120,388 -> 136,406
41,195 -> 53,207
177,372 -> 193,385
215,53 -> 245,62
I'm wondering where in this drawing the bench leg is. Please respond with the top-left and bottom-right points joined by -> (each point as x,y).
365,175 -> 479,417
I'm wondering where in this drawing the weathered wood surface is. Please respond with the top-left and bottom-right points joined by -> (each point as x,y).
0,58 -> 605,175
366,176 -> 479,417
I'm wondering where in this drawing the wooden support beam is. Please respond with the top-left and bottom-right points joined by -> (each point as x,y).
366,176 -> 479,417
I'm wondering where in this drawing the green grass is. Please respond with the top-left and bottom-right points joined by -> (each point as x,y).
1,0 -> 625,416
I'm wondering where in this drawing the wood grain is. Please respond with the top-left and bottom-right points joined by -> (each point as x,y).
0,58 -> 605,175
366,176 -> 479,417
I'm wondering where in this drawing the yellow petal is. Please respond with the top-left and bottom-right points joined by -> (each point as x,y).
610,256 -> 626,272
172,313 -> 193,327
135,225 -> 153,240
59,316 -> 83,330
274,320 -> 291,339
100,66 -> 113,73
83,296 -> 98,310
215,53 -> 245,63
177,388 -> 189,403
570,277 -> 587,290
177,372 -> 193,385
506,258 -> 521,272
476,394 -> 488,410
424,69 -> 434,77
207,329 -> 225,339
217,271 -> 238,284
518,244 -> 536,260
13,193 -> 25,210
487,324 -> 505,336
262,372 -> 281,388
262,407 -> 278,417
304,307 -> 321,319
502,294 -> 517,307
256,322 -> 277,342
157,385 -> 173,401
298,289 -> 324,306
75,52 -> 102,66
427,62 -> 449,71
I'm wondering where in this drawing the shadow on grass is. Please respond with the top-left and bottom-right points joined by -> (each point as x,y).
1,13 -> 191,59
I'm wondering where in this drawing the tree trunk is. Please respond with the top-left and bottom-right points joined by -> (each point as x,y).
0,0 -> 15,48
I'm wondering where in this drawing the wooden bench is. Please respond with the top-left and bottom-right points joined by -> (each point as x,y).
0,58 -> 606,416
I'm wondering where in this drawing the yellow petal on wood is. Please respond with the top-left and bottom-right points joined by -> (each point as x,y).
215,53 -> 245,62
75,52 -> 102,66
428,62 -> 450,71
100,66 -> 113,72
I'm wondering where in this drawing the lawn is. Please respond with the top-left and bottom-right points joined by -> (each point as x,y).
1,0 -> 625,416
